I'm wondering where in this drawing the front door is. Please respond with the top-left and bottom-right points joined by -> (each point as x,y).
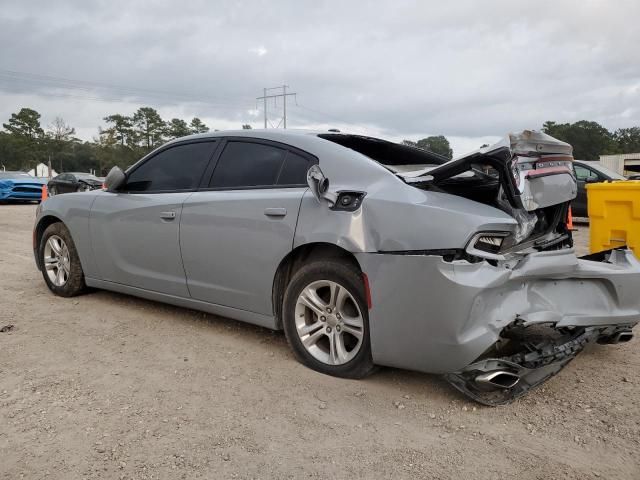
180,139 -> 313,315
89,140 -> 218,296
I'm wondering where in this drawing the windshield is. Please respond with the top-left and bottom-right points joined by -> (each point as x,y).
0,171 -> 32,179
584,162 -> 626,180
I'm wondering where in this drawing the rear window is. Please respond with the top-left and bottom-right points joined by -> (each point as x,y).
318,134 -> 448,169
278,152 -> 310,185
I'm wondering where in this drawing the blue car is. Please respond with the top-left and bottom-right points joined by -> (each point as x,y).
0,171 -> 45,202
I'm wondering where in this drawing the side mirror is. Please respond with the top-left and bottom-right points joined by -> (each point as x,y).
585,176 -> 599,184
306,165 -> 336,206
104,166 -> 126,192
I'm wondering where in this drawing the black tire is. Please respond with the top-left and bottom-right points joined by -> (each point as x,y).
282,259 -> 375,379
49,186 -> 57,196
39,222 -> 86,297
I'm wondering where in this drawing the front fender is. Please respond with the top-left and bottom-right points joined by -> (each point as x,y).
34,193 -> 100,278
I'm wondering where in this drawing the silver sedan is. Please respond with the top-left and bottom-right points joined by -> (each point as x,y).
34,129 -> 640,405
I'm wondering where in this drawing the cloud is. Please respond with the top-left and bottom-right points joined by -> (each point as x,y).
248,46 -> 268,56
0,0 -> 639,155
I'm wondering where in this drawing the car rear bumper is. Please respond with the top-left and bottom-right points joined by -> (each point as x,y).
355,248 -> 640,375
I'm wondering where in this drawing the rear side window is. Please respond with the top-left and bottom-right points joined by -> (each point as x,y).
574,165 -> 599,182
209,141 -> 287,188
125,141 -> 216,192
278,152 -> 310,185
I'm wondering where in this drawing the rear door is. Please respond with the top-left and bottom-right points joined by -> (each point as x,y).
90,140 -> 218,296
180,138 -> 313,315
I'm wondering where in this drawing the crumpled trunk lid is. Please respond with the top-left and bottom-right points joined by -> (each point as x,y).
423,130 -> 577,212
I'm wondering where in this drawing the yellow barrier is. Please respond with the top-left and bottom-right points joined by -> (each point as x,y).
587,181 -> 640,257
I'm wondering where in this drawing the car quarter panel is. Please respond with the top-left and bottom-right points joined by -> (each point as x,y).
355,248 -> 640,374
294,185 -> 518,253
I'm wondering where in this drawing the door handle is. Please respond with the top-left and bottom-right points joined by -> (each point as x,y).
264,207 -> 287,217
160,211 -> 176,220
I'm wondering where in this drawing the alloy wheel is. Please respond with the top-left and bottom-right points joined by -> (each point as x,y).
294,280 -> 364,365
43,235 -> 70,286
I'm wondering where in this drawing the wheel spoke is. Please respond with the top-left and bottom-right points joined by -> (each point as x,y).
328,282 -> 340,309
44,257 -> 58,270
298,321 -> 324,336
328,331 -> 348,364
55,267 -> 65,285
299,287 -> 328,316
341,324 -> 363,341
342,314 -> 364,329
334,332 -> 349,363
48,237 -> 62,255
302,328 -> 325,348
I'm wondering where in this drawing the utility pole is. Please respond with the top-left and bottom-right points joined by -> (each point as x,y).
263,87 -> 267,128
256,85 -> 297,129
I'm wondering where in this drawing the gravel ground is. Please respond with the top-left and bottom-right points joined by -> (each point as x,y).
1,204 -> 638,479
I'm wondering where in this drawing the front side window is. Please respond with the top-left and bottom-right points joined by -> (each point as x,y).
125,141 -> 216,192
209,141 -> 287,189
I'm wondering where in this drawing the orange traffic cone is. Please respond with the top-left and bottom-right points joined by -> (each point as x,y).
567,205 -> 574,231
41,184 -> 48,201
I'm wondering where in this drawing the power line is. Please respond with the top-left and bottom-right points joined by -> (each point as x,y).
0,68 -> 255,109
256,85 -> 297,128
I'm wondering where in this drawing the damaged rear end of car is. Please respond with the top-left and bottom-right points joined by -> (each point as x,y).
399,131 -> 639,405
317,130 -> 640,405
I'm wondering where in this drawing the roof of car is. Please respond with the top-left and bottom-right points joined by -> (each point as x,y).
168,129 -> 328,144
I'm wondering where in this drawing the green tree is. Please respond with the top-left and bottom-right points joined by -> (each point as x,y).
542,120 -> 616,160
1,108 -> 46,170
189,117 -> 209,134
242,124 -> 252,130
613,127 -> 640,153
103,114 -> 133,146
132,107 -> 165,150
2,107 -> 44,140
414,135 -> 453,158
165,118 -> 191,139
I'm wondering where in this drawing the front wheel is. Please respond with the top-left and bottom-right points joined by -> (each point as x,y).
282,260 -> 375,379
49,186 -> 57,196
39,222 -> 86,297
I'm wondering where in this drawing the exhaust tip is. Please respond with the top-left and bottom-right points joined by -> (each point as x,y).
599,330 -> 634,344
475,370 -> 520,389
616,331 -> 633,343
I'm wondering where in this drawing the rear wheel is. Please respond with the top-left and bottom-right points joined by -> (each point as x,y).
282,260 -> 375,379
49,186 -> 57,196
39,222 -> 86,297
77,184 -> 90,192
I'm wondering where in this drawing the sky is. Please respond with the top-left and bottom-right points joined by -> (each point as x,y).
0,0 -> 639,155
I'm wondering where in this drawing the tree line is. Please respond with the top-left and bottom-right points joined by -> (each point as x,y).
2,105 -> 639,175
0,106 -> 252,175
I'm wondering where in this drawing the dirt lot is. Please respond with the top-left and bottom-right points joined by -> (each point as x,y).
1,204 -> 638,479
